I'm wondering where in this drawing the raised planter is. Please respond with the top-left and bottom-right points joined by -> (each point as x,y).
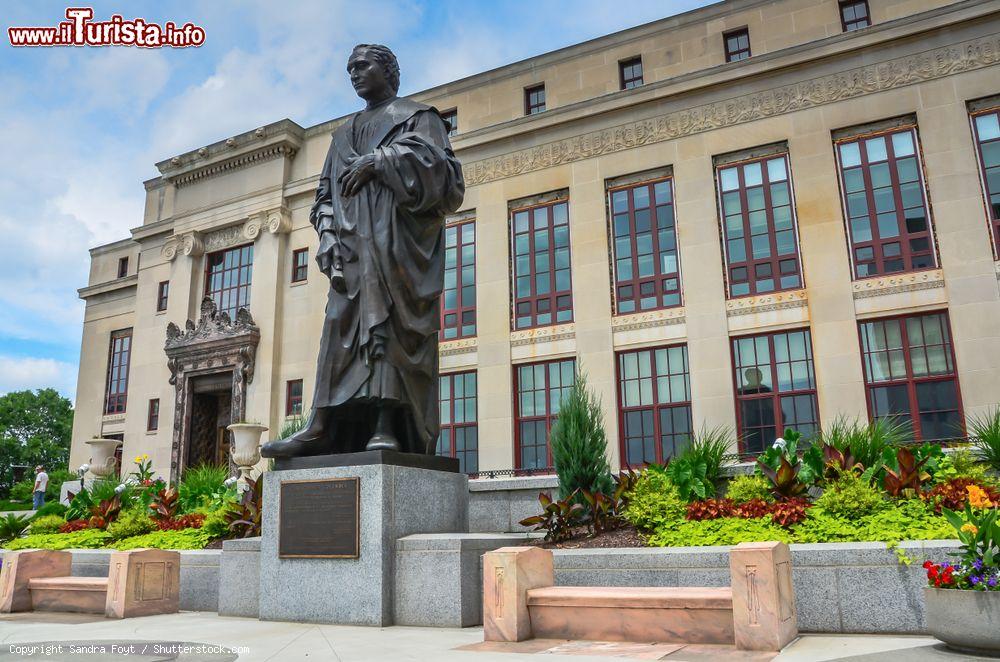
924,587 -> 1000,656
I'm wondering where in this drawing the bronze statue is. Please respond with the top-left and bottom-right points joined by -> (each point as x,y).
262,44 -> 464,458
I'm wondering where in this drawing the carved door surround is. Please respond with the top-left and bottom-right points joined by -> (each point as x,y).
165,297 -> 260,484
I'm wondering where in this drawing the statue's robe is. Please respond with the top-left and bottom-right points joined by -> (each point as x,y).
310,97 -> 464,454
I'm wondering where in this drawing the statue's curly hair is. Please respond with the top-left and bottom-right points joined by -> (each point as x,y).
352,44 -> 400,94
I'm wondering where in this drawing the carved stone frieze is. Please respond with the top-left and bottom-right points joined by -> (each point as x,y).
440,337 -> 478,357
510,323 -> 576,347
462,34 -> 1000,186
852,269 -> 945,300
203,225 -> 248,253
611,308 -> 686,332
170,143 -> 297,188
726,290 -> 808,317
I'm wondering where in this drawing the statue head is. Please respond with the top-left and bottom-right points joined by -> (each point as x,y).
348,44 -> 400,102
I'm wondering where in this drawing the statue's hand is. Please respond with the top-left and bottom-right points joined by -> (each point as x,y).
338,154 -> 377,198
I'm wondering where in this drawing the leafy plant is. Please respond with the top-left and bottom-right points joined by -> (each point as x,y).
925,478 -> 1000,513
225,475 -> 263,538
279,416 -> 307,439
65,487 -> 93,521
149,487 -> 180,521
646,516 -> 793,547
550,374 -> 614,502
0,513 -> 32,542
685,498 -> 735,521
201,505 -> 235,539
881,447 -> 930,497
519,491 -> 585,542
814,472 -> 887,518
662,456 -> 713,502
90,479 -> 128,506
725,475 -> 774,504
8,479 -> 33,503
155,513 -> 205,531
31,501 -> 68,520
87,495 -> 122,530
579,489 -> 616,534
5,529 -> 111,551
29,514 -> 66,535
819,442 -> 864,481
733,498 -> 772,519
820,417 -> 908,470
129,454 -> 155,484
770,498 -> 810,527
58,519 -> 90,533
949,449 -> 992,484
756,429 -> 817,489
106,508 -> 156,539
622,470 -> 686,531
970,407 -> 1000,473
178,463 -> 230,513
109,528 -> 212,551
680,426 -> 734,493
757,454 -> 808,499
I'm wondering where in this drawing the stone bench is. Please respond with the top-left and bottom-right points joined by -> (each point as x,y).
0,548 -> 179,619
483,541 -> 798,652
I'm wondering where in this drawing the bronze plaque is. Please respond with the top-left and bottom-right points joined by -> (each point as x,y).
279,478 -> 360,558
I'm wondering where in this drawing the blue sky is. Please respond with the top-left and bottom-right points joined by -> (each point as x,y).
0,0 -> 713,401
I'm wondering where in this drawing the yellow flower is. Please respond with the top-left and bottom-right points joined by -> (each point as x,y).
142,454 -> 149,461
961,523 -> 979,535
967,485 -> 994,509
134,456 -> 143,464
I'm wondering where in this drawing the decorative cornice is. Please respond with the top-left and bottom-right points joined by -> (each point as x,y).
461,34 -> 1000,186
852,269 -> 946,299
440,337 -> 478,357
510,323 -> 576,347
165,297 -> 260,363
162,207 -> 289,261
77,274 -> 138,299
726,290 -> 808,317
611,308 -> 686,333
171,143 -> 297,188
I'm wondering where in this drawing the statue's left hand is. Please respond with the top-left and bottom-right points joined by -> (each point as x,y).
338,154 -> 377,198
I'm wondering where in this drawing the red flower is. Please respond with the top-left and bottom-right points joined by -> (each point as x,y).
923,561 -> 933,570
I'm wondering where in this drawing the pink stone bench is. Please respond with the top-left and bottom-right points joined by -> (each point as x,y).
1,548 -> 179,619
483,542 -> 797,652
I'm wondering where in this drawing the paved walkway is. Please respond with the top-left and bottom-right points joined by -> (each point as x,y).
0,612 -> 990,661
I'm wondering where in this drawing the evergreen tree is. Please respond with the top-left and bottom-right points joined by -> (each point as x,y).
550,373 -> 613,501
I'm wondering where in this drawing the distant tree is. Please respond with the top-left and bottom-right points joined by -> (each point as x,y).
0,388 -> 73,495
550,373 -> 613,502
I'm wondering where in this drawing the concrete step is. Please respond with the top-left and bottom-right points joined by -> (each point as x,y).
526,586 -> 735,644
28,576 -> 109,614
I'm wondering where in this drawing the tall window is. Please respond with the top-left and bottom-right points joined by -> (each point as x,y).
609,178 -> 681,313
717,153 -> 802,297
104,328 -> 133,415
511,200 -> 573,329
438,371 -> 478,473
147,398 -> 160,431
205,244 -> 253,319
732,329 -> 819,454
859,312 -> 962,441
724,28 -> 751,62
617,345 -> 692,466
291,248 -> 308,283
441,109 -> 458,137
286,379 -> 303,417
525,84 -> 546,115
442,220 -> 476,339
156,281 -> 169,312
117,256 -> 129,278
619,57 -> 643,90
971,108 -> 1000,254
514,358 -> 576,470
839,0 -> 871,31
836,126 -> 935,278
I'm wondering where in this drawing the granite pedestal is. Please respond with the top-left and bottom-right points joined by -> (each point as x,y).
259,452 -> 468,626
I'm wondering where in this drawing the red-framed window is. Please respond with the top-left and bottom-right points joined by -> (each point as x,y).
106,433 -> 124,478
617,344 -> 692,466
286,379 -> 303,417
724,28 -> 751,62
859,311 -> 963,441
117,256 -> 129,278
147,398 -> 160,432
717,153 -> 802,297
511,200 -> 573,330
441,108 -> 458,137
205,244 -> 253,319
525,84 -> 546,115
619,57 -> 643,90
732,329 -> 819,454
442,220 -> 476,339
291,248 -> 308,283
437,371 -> 478,473
839,0 -> 871,31
104,328 -> 133,415
156,281 -> 169,312
971,108 -> 1000,255
514,358 -> 576,470
836,126 -> 936,278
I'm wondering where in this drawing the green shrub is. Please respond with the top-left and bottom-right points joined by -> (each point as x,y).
28,514 -> 66,535
550,374 -> 613,501
646,516 -> 793,547
623,471 -> 686,531
680,426 -> 734,492
725,475 -> 774,504
814,473 -> 887,519
88,479 -> 133,509
278,416 -> 306,440
859,498 -> 953,542
5,529 -> 111,550
0,513 -> 32,541
65,489 -> 93,521
201,504 -> 236,539
970,407 -> 1000,473
44,469 -> 77,502
32,501 -> 68,519
820,417 -> 908,469
106,508 -> 156,540
178,464 -> 230,513
9,479 -> 33,503
111,528 -> 212,550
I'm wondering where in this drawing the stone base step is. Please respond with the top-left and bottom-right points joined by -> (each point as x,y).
526,586 -> 735,644
29,576 -> 109,614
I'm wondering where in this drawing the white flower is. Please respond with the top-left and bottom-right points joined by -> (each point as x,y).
114,483 -> 127,494
772,437 -> 787,450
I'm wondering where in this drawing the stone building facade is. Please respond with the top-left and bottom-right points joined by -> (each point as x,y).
70,0 -> 1000,481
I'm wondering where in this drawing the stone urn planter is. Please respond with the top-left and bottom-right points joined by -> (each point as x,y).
227,423 -> 267,486
84,438 -> 122,478
924,587 -> 1000,656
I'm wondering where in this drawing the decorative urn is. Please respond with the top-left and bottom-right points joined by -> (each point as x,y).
84,438 -> 122,478
227,423 -> 268,486
924,587 -> 1000,655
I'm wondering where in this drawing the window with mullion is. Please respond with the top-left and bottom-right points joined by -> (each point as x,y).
104,328 -> 133,415
442,220 -> 476,339
156,281 -> 169,312
147,398 -> 160,431
724,28 -> 751,62
437,371 -> 478,473
610,178 -> 681,314
732,329 -> 819,454
620,57 -> 643,89
971,108 -> 1000,255
839,0 -> 871,31
514,358 -> 576,470
859,311 -> 962,441
291,248 -> 308,283
718,155 -> 801,297
512,201 -> 573,330
617,345 -> 692,466
837,127 -> 935,278
205,244 -> 253,319
285,379 -> 303,417
525,85 -> 546,115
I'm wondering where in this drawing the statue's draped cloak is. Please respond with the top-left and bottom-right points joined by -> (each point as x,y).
310,97 -> 464,453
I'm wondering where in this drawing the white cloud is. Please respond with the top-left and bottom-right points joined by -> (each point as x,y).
0,356 -> 77,399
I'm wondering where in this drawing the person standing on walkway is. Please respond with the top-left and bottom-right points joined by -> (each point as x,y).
32,465 -> 48,510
